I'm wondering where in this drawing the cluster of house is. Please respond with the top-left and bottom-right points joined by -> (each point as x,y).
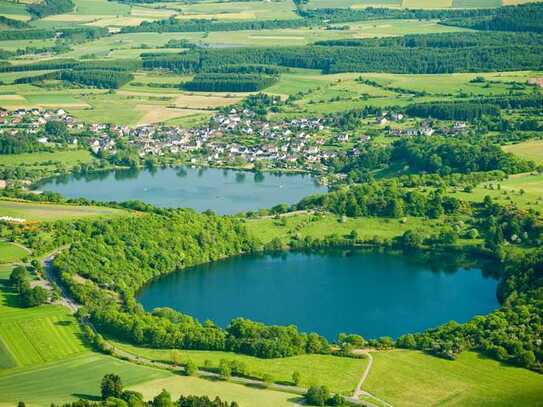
1,107 -> 465,171
124,109 -> 343,169
0,108 -> 81,143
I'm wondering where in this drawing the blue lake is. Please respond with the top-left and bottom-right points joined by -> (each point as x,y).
39,167 -> 326,214
137,250 -> 499,340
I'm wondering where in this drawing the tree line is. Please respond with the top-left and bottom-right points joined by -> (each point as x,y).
442,2 -> 543,33
27,0 -> 74,19
52,211 -> 331,358
140,42 -> 543,75
14,69 -> 134,89
183,73 -> 278,92
0,26 -> 107,41
296,181 -> 464,219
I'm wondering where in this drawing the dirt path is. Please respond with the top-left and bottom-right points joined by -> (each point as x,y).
353,351 -> 373,398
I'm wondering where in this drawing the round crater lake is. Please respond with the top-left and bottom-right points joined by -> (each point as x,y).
137,250 -> 499,340
39,167 -> 326,214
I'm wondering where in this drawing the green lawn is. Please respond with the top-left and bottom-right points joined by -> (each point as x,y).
112,340 -> 368,394
0,242 -> 28,264
0,150 -> 94,167
0,200 -> 127,222
503,139 -> 543,164
364,350 -> 543,406
247,213 -> 442,245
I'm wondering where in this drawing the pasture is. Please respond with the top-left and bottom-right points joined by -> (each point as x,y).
130,376 -> 300,407
0,353 -> 171,405
112,340 -> 368,394
0,200 -> 127,221
449,172 -> 543,211
0,242 -> 28,264
364,350 -> 543,406
247,213 -> 442,244
503,139 -> 543,164
0,150 -> 94,168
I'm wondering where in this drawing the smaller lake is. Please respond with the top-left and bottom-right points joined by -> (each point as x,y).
137,250 -> 499,340
39,167 -> 326,214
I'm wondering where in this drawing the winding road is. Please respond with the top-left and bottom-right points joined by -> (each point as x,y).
41,250 -> 390,407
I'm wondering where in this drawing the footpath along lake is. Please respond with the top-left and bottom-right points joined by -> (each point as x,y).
138,250 -> 499,340
39,167 -> 326,214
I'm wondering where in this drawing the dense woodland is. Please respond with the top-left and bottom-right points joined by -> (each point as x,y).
27,0 -> 74,18
14,69 -> 134,89
183,73 -> 278,92
53,211 -> 330,358
325,135 -> 535,182
443,2 -> 543,33
139,41 -> 543,75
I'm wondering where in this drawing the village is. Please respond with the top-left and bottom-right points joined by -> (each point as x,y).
0,106 -> 469,173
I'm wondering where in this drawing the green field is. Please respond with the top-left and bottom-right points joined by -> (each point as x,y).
0,353 -> 170,405
112,340 -> 367,394
0,260 -> 298,406
0,242 -> 28,264
0,200 -> 127,221
0,264 -> 87,371
364,350 -> 543,406
0,150 -> 94,168
503,139 -> 543,164
449,172 -> 543,212
247,213 -> 442,244
130,375 -> 300,407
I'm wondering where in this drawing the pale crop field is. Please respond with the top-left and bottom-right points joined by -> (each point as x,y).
503,139 -> 543,164
0,200 -> 127,222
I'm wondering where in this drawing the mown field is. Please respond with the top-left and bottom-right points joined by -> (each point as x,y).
112,340 -> 367,394
503,138 -> 543,164
0,264 -> 87,370
0,200 -> 127,221
364,350 -> 543,406
0,262 -> 299,406
0,242 -> 28,264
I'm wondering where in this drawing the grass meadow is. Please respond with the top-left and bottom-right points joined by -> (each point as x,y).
0,150 -> 94,167
112,340 -> 368,394
364,350 -> 543,406
0,200 -> 127,221
0,242 -> 28,263
247,213 -> 442,245
503,139 -> 543,164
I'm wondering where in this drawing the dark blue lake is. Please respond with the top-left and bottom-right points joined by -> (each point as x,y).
137,250 -> 499,340
39,167 -> 326,214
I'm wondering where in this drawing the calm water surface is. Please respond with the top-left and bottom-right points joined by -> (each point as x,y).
138,250 -> 499,339
39,167 -> 326,214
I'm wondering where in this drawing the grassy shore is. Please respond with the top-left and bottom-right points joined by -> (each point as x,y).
112,340 -> 367,394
